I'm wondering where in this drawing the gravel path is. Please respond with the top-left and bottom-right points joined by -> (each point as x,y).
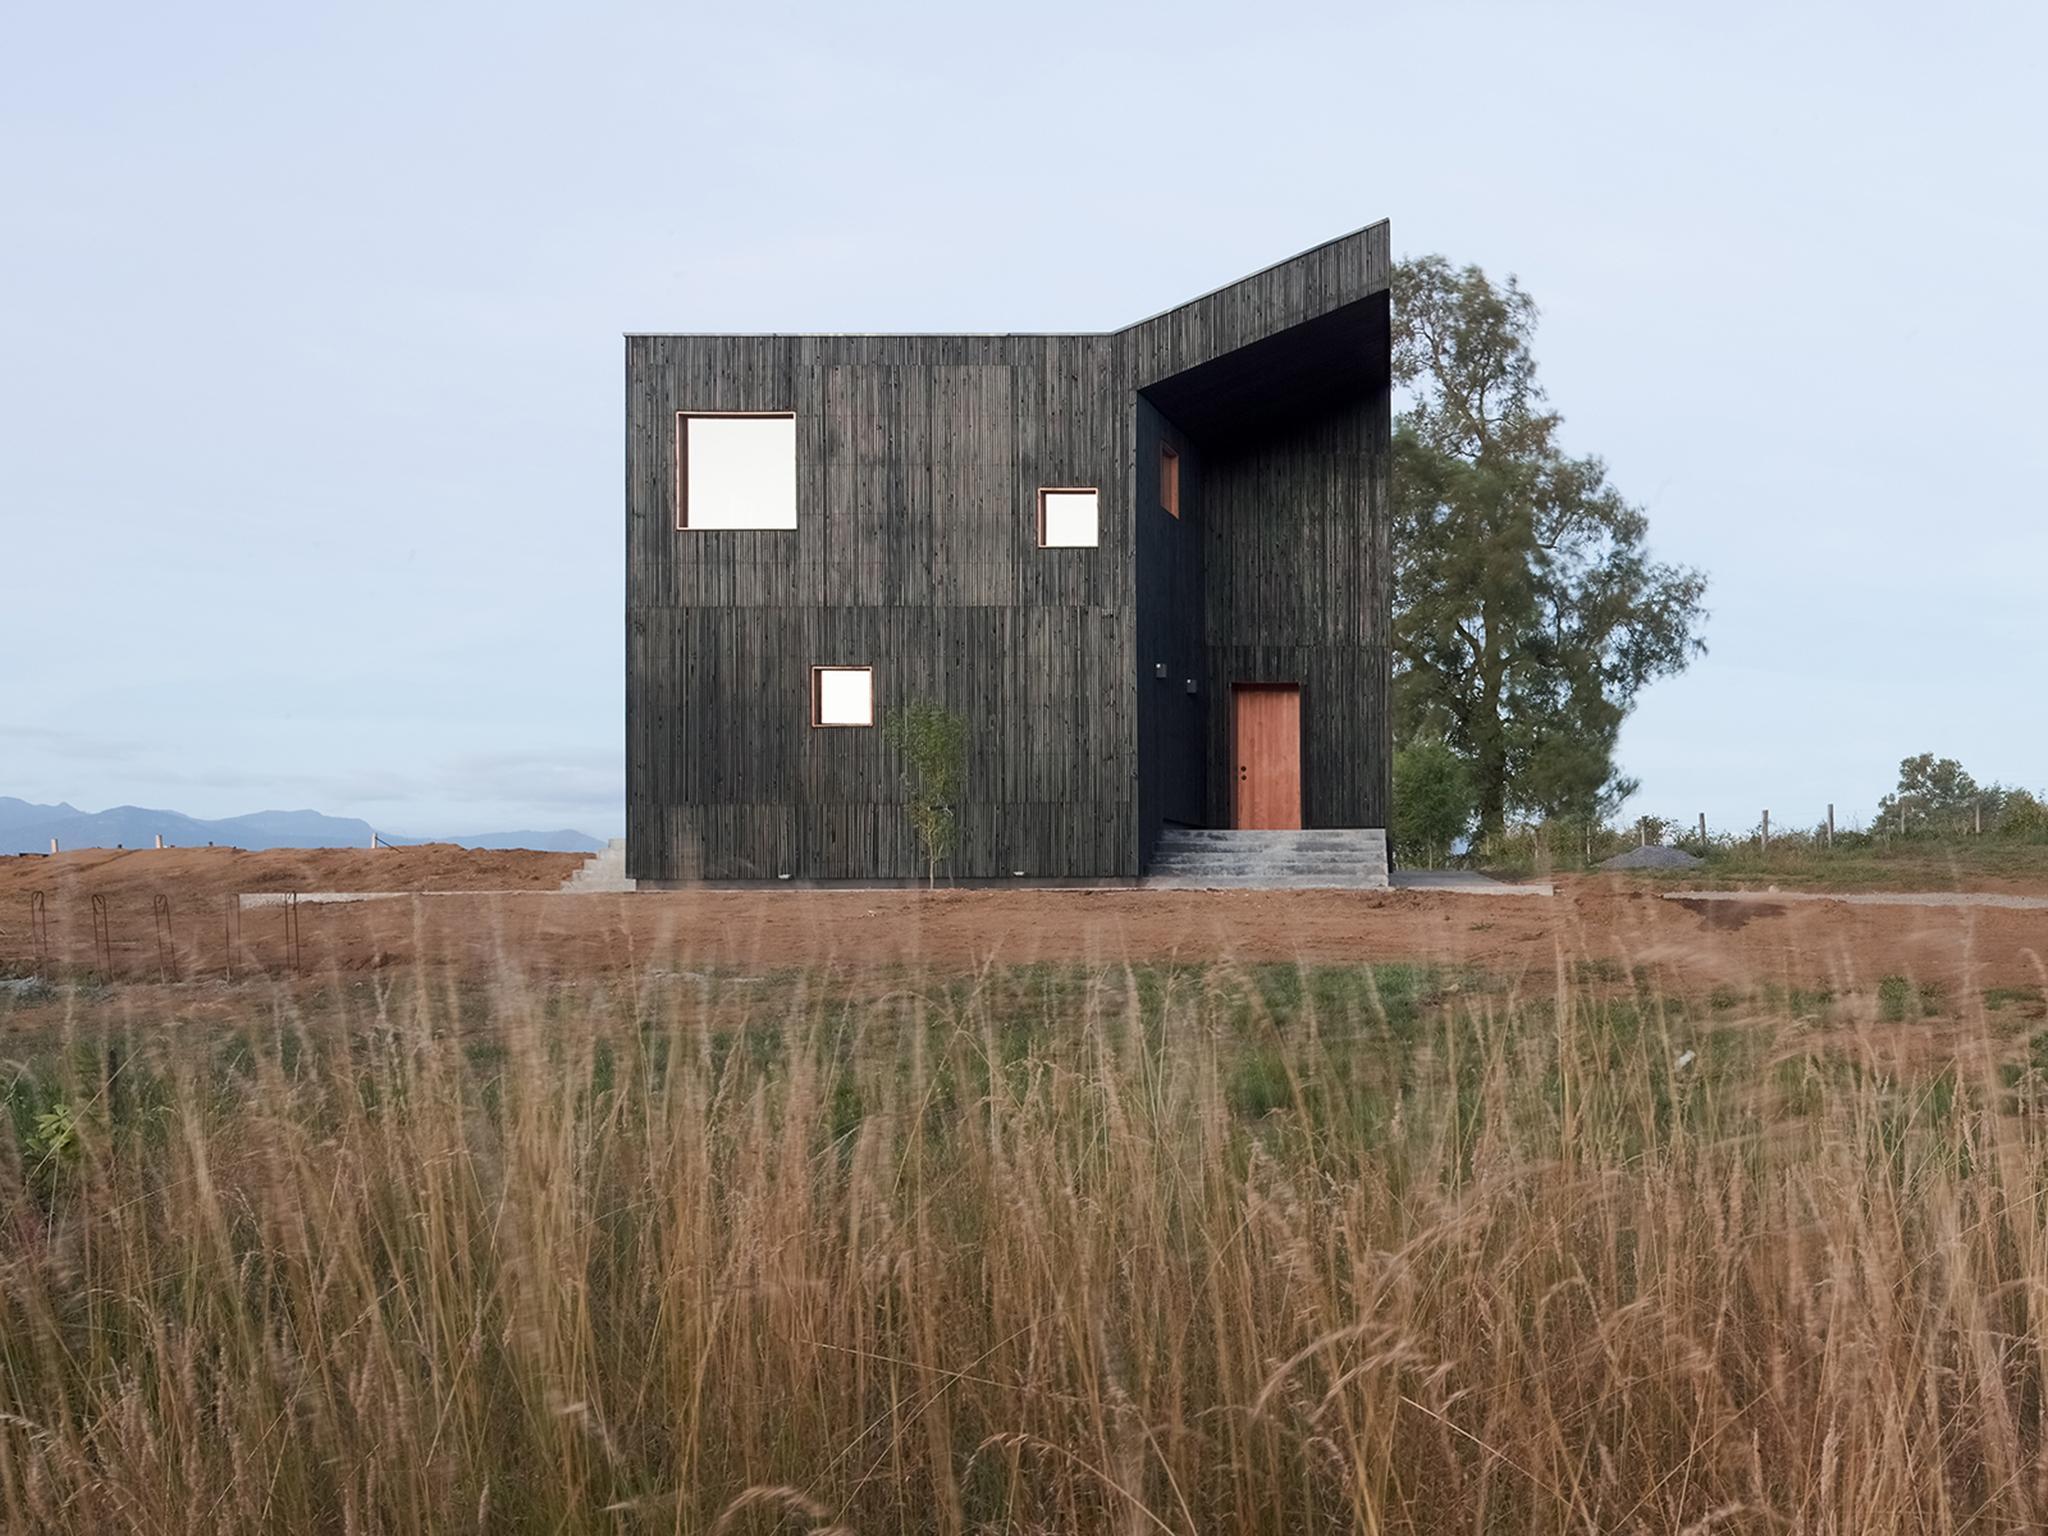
1391,870 -> 1554,896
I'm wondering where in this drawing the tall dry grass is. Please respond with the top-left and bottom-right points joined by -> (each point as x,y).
3,961 -> 2047,1532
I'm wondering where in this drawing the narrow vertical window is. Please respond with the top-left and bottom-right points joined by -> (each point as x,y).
1160,444 -> 1180,518
811,666 -> 874,727
677,412 -> 797,530
1037,488 -> 1100,548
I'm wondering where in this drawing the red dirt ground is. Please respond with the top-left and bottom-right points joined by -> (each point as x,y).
2,847 -> 2044,1005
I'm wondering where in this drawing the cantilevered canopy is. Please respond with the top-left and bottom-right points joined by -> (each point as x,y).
1122,221 -> 1391,446
1136,295 -> 1389,445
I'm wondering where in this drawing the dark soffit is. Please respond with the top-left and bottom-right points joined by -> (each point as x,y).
1136,293 -> 1390,446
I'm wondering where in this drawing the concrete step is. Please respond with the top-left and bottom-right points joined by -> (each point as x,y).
1152,857 -> 1386,866
1145,873 -> 1392,890
1149,861 -> 1384,878
1156,829 -> 1385,847
1154,837 -> 1383,855
1149,865 -> 1390,878
1150,846 -> 1382,861
1145,828 -> 1389,889
1163,831 -> 1384,843
1153,847 -> 1383,860
561,837 -> 637,893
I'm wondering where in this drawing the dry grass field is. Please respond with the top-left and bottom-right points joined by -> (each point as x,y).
4,851 -> 2048,1532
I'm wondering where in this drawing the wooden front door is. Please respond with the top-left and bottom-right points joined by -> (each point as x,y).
1232,684 -> 1302,829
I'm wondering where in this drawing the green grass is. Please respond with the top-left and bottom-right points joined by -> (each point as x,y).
1614,840 -> 2048,890
1877,974 -> 1946,1022
1985,984 -> 2047,1013
1476,829 -> 2048,888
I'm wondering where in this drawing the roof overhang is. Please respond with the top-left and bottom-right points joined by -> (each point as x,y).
1121,220 -> 1390,447
1135,293 -> 1388,445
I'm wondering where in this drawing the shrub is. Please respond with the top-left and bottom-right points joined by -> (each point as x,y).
1392,738 -> 1475,868
884,699 -> 968,887
2000,788 -> 2048,842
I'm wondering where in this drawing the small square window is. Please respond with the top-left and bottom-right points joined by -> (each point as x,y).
678,412 -> 797,530
811,665 -> 873,727
1037,488 -> 1099,548
1160,445 -> 1180,518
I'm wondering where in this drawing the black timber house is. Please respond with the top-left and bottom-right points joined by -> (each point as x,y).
626,222 -> 1392,885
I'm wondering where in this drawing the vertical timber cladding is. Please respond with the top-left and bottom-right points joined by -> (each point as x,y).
627,219 -> 1392,882
1198,378 -> 1393,832
1127,223 -> 1394,838
626,333 -> 1137,882
1132,396 -> 1207,868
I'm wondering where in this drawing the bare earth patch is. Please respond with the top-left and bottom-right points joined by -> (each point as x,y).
2,849 -> 2044,1003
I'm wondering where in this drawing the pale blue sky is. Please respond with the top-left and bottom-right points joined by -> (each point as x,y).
4,0 -> 2041,838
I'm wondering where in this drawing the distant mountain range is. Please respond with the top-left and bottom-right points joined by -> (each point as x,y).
0,798 -> 604,855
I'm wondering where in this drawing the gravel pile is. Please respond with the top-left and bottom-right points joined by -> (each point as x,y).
1600,844 -> 1704,871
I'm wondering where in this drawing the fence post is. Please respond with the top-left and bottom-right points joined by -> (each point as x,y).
1827,803 -> 1835,848
153,894 -> 177,983
1697,812 -> 1707,847
1639,817 -> 1648,848
1762,810 -> 1771,852
28,892 -> 49,977
91,894 -> 112,978
1976,802 -> 1983,836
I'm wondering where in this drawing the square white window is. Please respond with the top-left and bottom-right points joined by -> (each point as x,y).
812,665 -> 874,728
1038,487 -> 1099,548
678,413 -> 797,530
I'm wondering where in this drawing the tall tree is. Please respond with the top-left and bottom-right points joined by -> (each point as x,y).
1392,256 -> 1708,840
1874,752 -> 1995,834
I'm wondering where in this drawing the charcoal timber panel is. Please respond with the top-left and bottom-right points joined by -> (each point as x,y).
1133,397 -> 1208,868
1125,223 -> 1390,389
627,220 -> 1391,882
1198,381 -> 1392,832
627,332 -> 1136,881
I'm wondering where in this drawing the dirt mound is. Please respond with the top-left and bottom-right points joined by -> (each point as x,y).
1601,845 -> 1703,871
0,843 -> 586,907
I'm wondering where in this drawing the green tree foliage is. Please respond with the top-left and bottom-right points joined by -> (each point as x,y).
1874,752 -> 1985,833
1391,738 -> 1475,868
1871,752 -> 2040,836
883,700 -> 968,888
2000,788 -> 2048,841
1392,256 -> 1708,842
